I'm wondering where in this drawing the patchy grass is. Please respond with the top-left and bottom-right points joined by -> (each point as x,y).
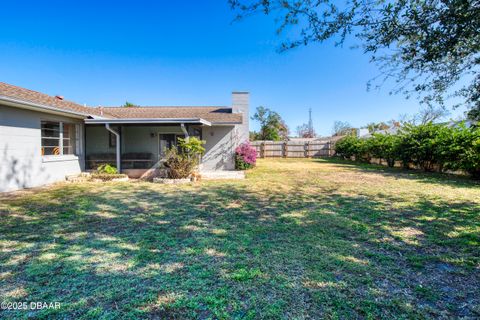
1,158 -> 479,319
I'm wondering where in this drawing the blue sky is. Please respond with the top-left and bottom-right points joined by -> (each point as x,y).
0,1 -> 467,136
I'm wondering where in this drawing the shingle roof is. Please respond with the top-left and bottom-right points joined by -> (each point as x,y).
0,82 -> 242,124
0,81 -> 103,116
101,106 -> 242,123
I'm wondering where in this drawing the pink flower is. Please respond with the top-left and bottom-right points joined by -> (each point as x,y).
235,141 -> 257,165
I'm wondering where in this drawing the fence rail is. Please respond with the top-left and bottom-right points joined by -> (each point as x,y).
251,141 -> 335,158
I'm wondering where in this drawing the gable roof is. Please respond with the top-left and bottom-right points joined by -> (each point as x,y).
0,82 -> 242,124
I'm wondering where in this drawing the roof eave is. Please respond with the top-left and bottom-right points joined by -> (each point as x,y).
0,95 -> 90,119
210,121 -> 243,125
84,118 -> 212,126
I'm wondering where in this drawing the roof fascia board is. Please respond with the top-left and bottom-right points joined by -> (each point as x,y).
84,118 -> 212,126
0,95 -> 88,119
210,122 -> 242,125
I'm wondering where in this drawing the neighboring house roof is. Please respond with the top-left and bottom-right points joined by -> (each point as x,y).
0,82 -> 242,124
359,126 -> 400,138
101,106 -> 242,124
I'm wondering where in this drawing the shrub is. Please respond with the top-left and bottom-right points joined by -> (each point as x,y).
440,124 -> 480,178
369,134 -> 400,167
164,137 -> 206,179
97,164 -> 118,174
356,138 -> 374,162
334,135 -> 360,160
396,123 -> 449,171
334,122 -> 480,179
235,141 -> 257,170
334,135 -> 373,161
177,137 -> 205,156
165,148 -> 198,179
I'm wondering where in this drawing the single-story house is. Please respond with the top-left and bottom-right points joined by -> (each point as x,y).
0,82 -> 249,192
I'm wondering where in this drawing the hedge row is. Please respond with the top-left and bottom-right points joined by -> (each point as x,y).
335,123 -> 480,178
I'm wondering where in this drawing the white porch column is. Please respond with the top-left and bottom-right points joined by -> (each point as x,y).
105,123 -> 121,172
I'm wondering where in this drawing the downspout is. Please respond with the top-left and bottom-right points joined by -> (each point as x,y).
180,123 -> 189,141
105,123 -> 121,172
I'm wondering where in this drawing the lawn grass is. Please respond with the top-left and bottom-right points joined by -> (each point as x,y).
1,158 -> 479,319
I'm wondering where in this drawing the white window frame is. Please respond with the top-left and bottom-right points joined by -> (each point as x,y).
41,120 -> 80,161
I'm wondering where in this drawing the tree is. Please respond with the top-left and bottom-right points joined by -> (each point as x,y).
296,123 -> 316,138
365,122 -> 390,133
416,105 -> 450,125
229,0 -> 480,120
122,101 -> 137,108
249,131 -> 258,141
399,105 -> 449,125
332,121 -> 353,136
251,106 -> 289,140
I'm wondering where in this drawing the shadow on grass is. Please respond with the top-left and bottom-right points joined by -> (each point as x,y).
0,181 -> 479,319
314,157 -> 480,188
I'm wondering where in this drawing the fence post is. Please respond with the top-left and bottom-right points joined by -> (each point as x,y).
305,142 -> 310,158
327,141 -> 332,157
283,141 -> 288,158
261,141 -> 266,158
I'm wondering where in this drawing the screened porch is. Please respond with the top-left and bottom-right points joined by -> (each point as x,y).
84,123 -> 203,171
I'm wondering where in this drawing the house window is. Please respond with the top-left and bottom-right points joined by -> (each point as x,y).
109,132 -> 116,148
41,121 -> 78,156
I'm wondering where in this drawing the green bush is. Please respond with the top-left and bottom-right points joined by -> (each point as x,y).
334,122 -> 480,178
369,134 -> 400,167
164,137 -> 206,179
335,135 -> 373,162
395,123 -> 449,171
97,164 -> 118,174
335,135 -> 361,160
356,138 -> 374,162
177,137 -> 205,156
439,124 -> 480,178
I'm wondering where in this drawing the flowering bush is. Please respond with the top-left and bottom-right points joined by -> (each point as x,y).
235,141 -> 257,170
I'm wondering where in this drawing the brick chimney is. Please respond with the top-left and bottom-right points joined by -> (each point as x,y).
232,92 -> 249,142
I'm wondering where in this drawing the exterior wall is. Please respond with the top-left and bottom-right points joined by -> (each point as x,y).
232,92 -> 250,144
0,105 -> 84,192
198,92 -> 250,171
201,125 -> 238,170
85,125 -> 116,155
123,126 -> 184,158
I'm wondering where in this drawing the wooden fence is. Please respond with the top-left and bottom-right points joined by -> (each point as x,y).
251,141 -> 335,158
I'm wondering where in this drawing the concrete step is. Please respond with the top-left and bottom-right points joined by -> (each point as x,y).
200,170 -> 245,180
